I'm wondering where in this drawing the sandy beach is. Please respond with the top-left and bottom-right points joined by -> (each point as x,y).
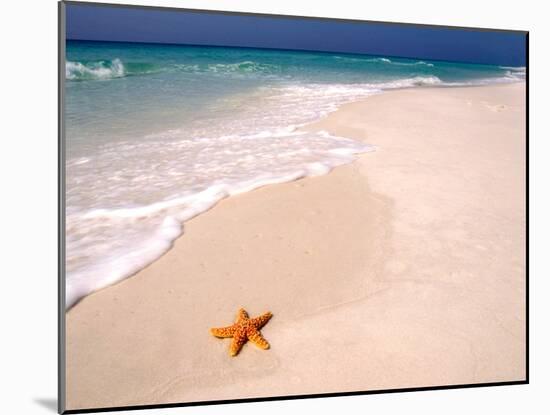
65,83 -> 526,410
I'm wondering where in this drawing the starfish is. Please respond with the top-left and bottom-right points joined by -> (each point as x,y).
210,308 -> 273,356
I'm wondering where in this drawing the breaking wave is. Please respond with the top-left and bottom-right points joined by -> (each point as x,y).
66,59 -> 160,81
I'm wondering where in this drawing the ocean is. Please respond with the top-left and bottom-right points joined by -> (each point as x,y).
64,40 -> 525,308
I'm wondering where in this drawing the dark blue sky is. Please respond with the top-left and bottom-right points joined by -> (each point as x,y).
65,2 -> 526,66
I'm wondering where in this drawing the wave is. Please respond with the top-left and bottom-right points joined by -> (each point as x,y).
66,59 -> 125,80
378,75 -> 441,87
65,129 -> 372,309
66,59 -> 282,81
333,56 -> 434,67
66,59 -> 160,81
500,66 -> 526,80
174,61 -> 280,75
386,59 -> 435,67
274,76 -> 443,97
370,74 -> 523,88
369,57 -> 435,67
438,75 -> 524,87
374,57 -> 391,63
213,61 -> 279,73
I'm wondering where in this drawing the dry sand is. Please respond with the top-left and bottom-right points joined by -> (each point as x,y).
65,83 -> 526,410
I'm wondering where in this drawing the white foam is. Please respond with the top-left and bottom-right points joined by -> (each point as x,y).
66,216 -> 182,308
500,66 -> 526,80
66,59 -> 125,81
66,123 -> 373,308
172,61 -> 280,77
375,58 -> 435,67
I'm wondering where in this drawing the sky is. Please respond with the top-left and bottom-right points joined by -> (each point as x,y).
65,2 -> 527,66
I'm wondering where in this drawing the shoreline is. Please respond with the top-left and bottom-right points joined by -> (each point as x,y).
66,82 -> 526,410
65,80 -> 524,310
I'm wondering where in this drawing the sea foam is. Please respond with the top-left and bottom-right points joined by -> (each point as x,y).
66,59 -> 126,81
65,80 -> 380,308
65,128 -> 372,308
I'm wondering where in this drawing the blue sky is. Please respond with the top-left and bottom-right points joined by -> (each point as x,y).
65,2 -> 526,66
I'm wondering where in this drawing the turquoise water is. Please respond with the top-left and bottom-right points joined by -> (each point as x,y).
64,40 -> 524,308
66,41 -> 523,155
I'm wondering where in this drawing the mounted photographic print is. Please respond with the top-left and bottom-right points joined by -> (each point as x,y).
59,1 -> 528,413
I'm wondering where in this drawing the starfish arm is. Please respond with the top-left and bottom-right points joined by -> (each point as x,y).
250,311 -> 273,329
237,308 -> 249,321
248,328 -> 270,350
229,329 -> 247,356
210,325 -> 237,338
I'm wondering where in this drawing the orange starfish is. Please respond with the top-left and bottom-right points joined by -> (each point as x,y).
210,308 -> 273,356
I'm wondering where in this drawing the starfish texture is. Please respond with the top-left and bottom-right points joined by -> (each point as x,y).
210,308 -> 273,356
